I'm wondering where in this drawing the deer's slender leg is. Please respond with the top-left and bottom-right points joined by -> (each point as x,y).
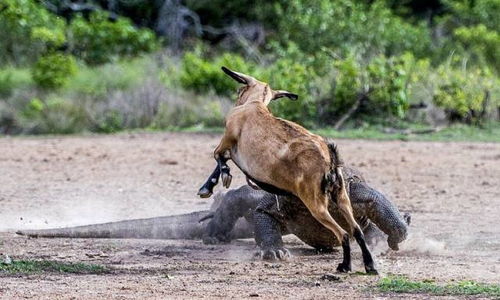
214,134 -> 235,189
334,168 -> 377,274
298,185 -> 352,273
216,151 -> 232,188
198,133 -> 235,198
197,165 -> 221,198
307,202 -> 352,272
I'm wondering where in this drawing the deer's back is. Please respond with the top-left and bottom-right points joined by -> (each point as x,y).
227,104 -> 331,191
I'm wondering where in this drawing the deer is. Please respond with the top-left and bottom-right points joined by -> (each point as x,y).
197,67 -> 377,274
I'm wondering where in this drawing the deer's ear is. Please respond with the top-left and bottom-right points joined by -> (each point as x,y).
221,66 -> 251,84
272,90 -> 299,101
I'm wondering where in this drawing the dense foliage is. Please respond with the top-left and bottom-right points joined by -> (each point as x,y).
69,12 -> 159,65
0,0 -> 498,134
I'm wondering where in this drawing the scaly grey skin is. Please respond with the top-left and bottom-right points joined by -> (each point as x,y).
16,211 -> 254,240
203,166 -> 411,260
17,166 -> 410,261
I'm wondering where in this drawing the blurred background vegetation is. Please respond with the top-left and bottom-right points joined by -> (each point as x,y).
0,0 -> 498,137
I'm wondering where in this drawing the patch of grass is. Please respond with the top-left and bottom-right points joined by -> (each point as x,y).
415,123 -> 500,142
0,260 -> 108,275
168,123 -> 500,142
176,125 -> 224,134
317,123 -> 500,142
317,127 -> 407,141
378,276 -> 500,297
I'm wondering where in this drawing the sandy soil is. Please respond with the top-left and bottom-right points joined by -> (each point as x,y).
0,132 -> 499,299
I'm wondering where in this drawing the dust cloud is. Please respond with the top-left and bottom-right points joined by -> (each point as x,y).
398,232 -> 448,256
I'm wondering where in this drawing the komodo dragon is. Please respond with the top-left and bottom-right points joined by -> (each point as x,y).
17,167 -> 410,260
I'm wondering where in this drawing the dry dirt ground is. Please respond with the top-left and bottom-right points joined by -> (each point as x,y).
0,132 -> 499,299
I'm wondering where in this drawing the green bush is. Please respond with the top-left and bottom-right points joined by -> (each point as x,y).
0,0 -> 159,67
453,25 -> 500,72
180,51 -> 256,96
274,0 -> 432,59
92,110 -> 124,133
433,65 -> 498,124
0,0 -> 66,65
319,53 -> 416,124
262,58 -> 317,125
19,97 -> 88,134
366,54 -> 412,118
69,12 -> 159,65
0,71 -> 14,97
326,56 -> 363,119
32,53 -> 78,89
443,0 -> 500,31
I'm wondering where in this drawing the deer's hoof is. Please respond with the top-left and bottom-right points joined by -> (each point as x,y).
197,187 -> 213,198
336,262 -> 351,273
365,265 -> 379,275
221,173 -> 232,188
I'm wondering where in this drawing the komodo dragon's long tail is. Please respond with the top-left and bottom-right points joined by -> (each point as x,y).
16,211 -> 253,240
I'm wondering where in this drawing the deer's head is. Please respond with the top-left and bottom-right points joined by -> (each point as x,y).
221,66 -> 298,106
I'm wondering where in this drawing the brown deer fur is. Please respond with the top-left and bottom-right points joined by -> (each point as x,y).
197,67 -> 377,274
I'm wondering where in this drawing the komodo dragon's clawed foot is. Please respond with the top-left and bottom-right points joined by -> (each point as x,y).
258,248 -> 291,261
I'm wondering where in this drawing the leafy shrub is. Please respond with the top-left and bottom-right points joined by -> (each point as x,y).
21,98 -> 45,119
326,56 -> 363,119
184,0 -> 281,27
32,53 -> 78,89
180,51 -> 256,96
0,0 -> 66,65
262,58 -> 317,125
433,65 -> 498,124
69,12 -> 159,65
19,97 -> 88,134
443,0 -> 500,31
319,53 -> 417,124
274,0 -> 432,59
0,68 -> 34,98
93,110 -> 124,133
453,25 -> 500,72
180,50 -> 421,126
0,71 -> 14,97
366,54 -> 412,118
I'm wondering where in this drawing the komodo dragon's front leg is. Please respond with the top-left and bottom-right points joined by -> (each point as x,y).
202,185 -> 268,244
202,185 -> 292,260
